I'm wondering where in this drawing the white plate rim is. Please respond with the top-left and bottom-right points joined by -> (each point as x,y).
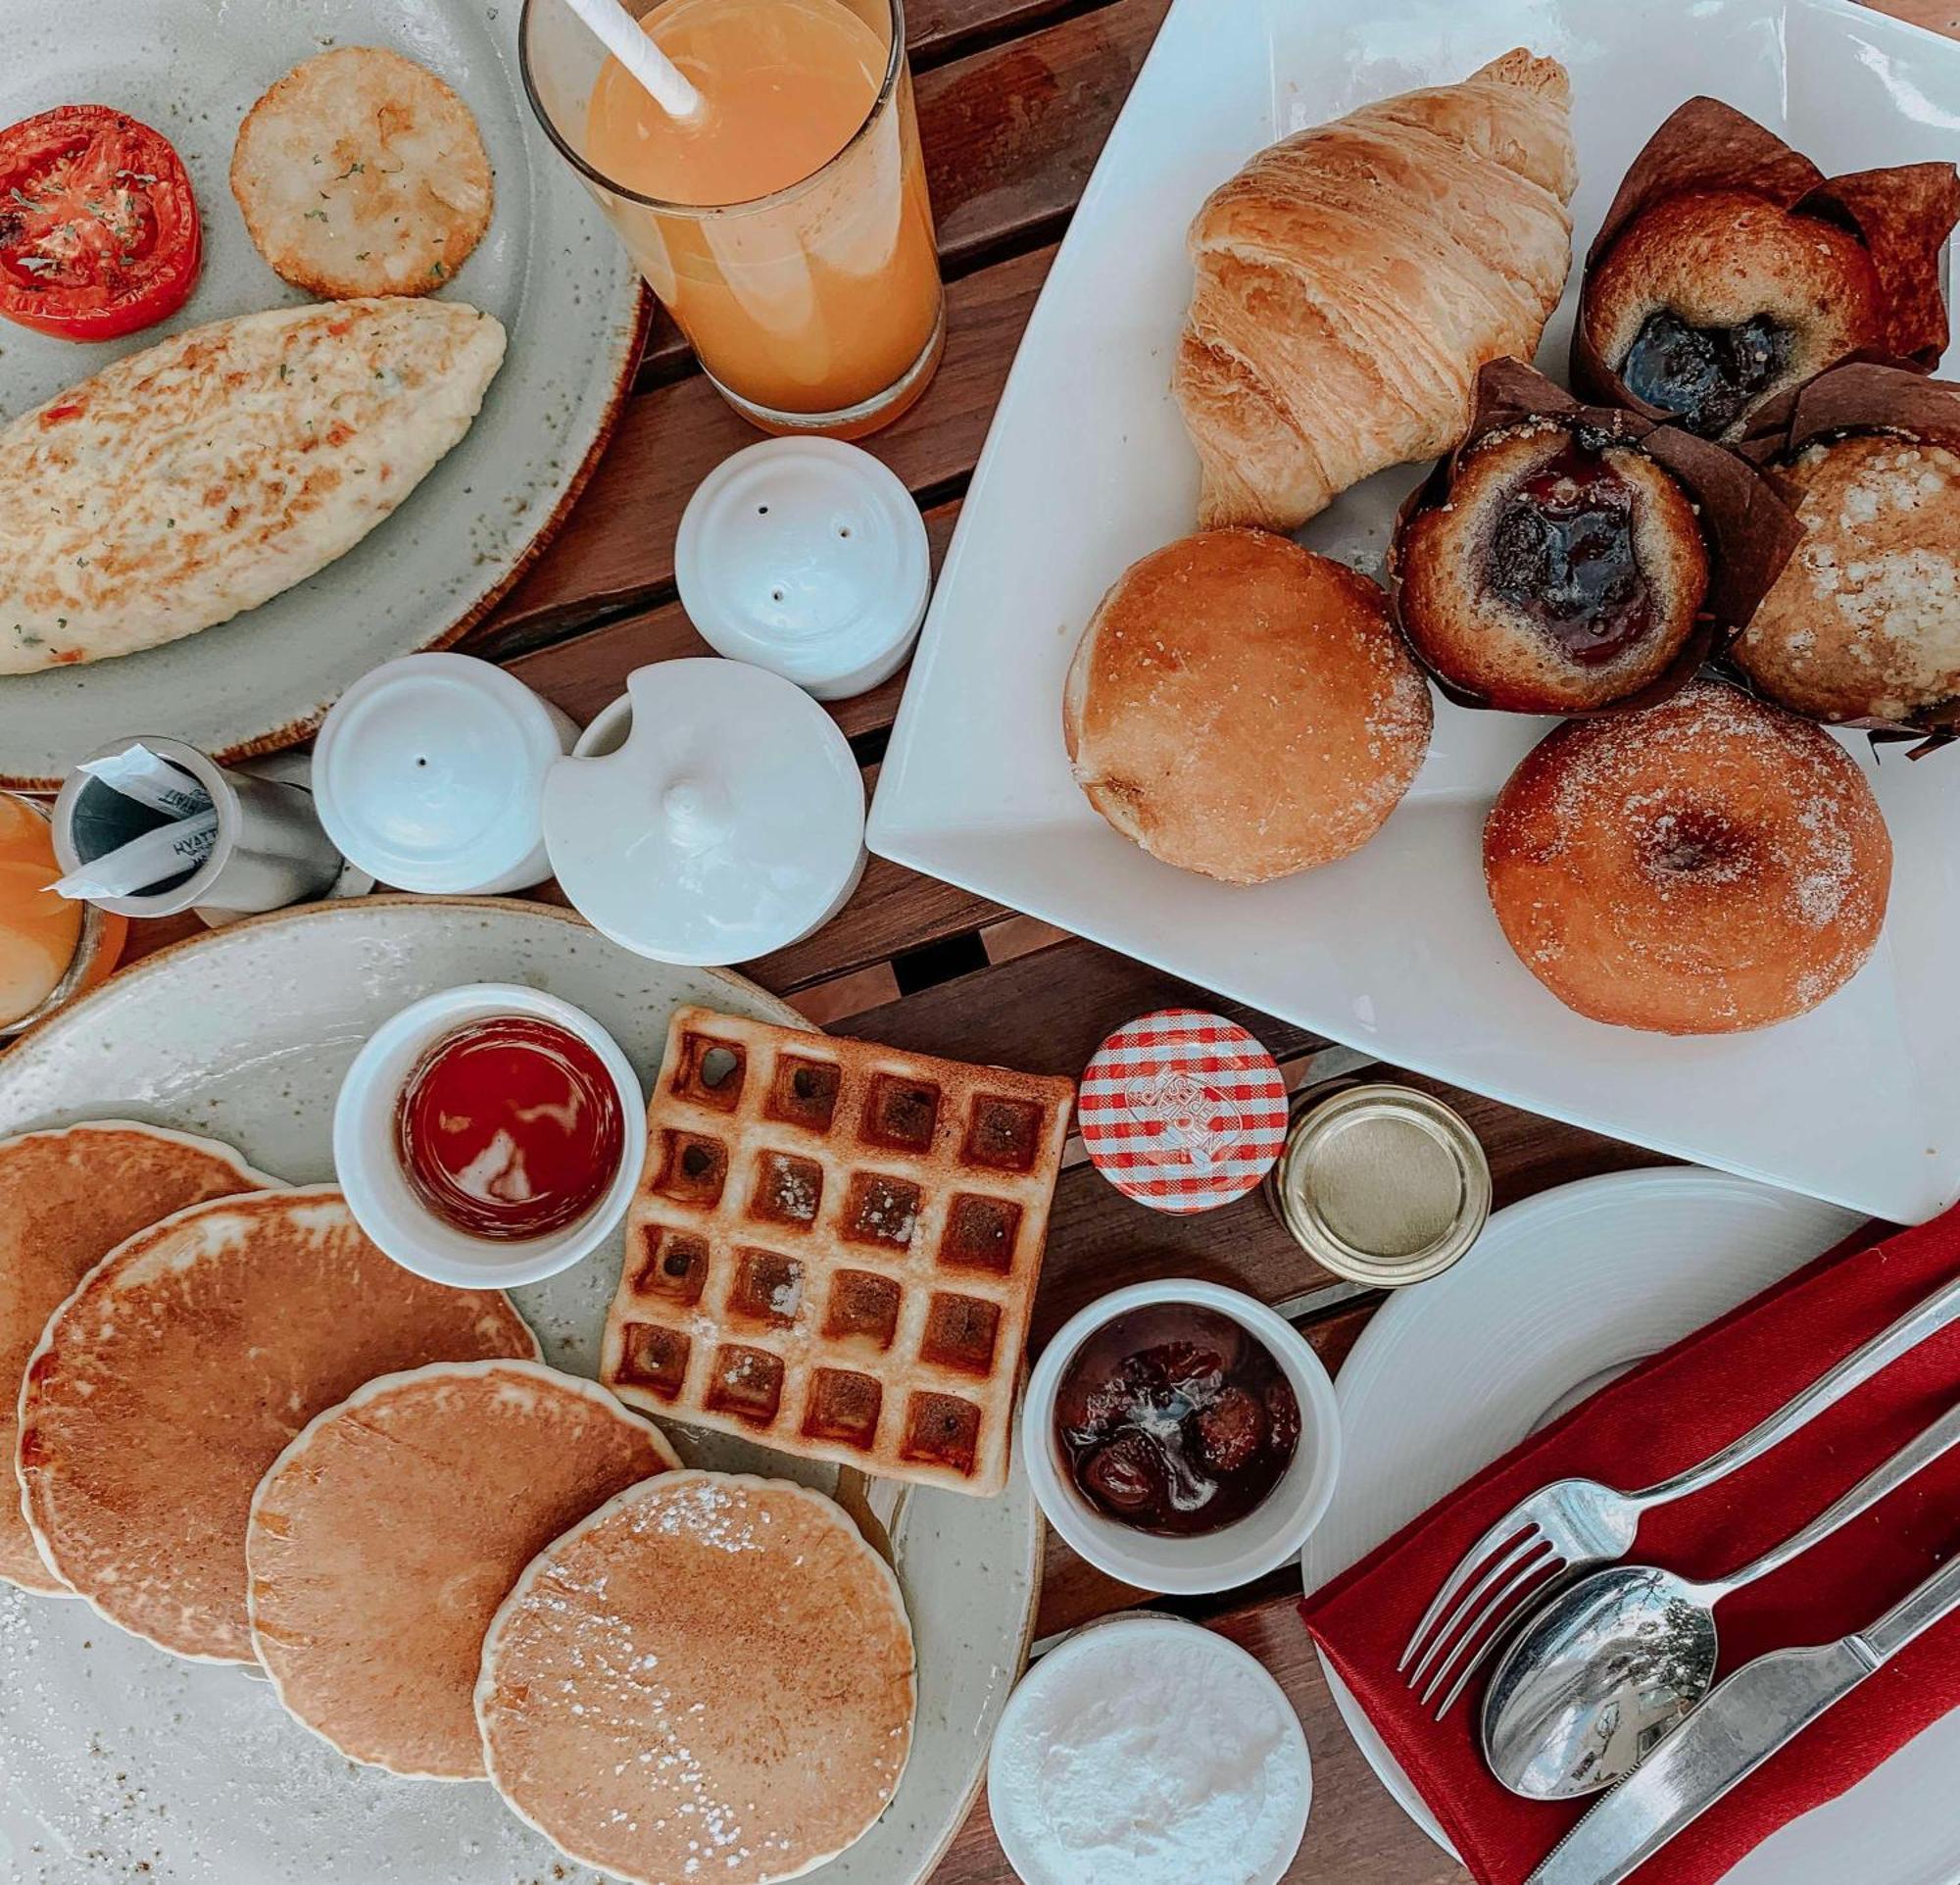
1298,1165 -> 1872,1866
0,893 -> 1044,1885
0,0 -> 652,793
865,0 -> 1960,1229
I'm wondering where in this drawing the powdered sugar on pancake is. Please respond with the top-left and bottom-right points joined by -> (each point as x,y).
247,1358 -> 675,1778
477,1470 -> 915,1885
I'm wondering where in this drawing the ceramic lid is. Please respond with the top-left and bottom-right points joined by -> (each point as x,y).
674,439 -> 930,697
313,655 -> 564,893
541,659 -> 866,967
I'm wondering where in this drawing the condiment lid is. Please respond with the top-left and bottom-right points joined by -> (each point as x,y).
313,654 -> 566,894
1270,1083 -> 1492,1286
540,659 -> 866,967
1077,1009 -> 1289,1214
674,439 -> 931,701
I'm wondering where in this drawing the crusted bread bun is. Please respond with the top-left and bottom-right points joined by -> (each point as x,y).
1733,429 -> 1960,724
1063,529 -> 1433,884
232,47 -> 493,300
1583,190 -> 1885,439
1484,680 -> 1890,1034
1396,421 -> 1709,712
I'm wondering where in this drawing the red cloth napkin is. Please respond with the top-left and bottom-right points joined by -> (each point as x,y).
1301,1205 -> 1960,1885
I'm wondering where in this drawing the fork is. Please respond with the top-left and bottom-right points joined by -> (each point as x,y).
1399,1266 -> 1960,1720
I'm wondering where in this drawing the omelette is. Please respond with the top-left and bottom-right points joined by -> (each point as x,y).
0,297 -> 505,674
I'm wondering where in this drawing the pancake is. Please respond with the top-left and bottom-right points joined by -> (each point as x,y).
476,1472 -> 915,1885
248,1360 -> 677,1778
0,1120 -> 272,1596
17,1186 -> 535,1662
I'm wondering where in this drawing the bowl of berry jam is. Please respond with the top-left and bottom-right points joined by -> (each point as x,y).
333,983 -> 646,1288
1023,1279 -> 1342,1594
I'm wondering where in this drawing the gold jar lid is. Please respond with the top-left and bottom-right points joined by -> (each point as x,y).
1269,1082 -> 1491,1287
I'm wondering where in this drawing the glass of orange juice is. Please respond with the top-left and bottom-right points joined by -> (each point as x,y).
0,793 -> 123,1038
520,0 -> 944,439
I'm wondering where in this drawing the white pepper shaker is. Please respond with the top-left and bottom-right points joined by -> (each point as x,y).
313,654 -> 575,894
675,439 -> 931,701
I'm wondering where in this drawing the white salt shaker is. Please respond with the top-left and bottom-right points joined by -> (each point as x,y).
313,654 -> 575,894
675,439 -> 931,701
541,659 -> 865,967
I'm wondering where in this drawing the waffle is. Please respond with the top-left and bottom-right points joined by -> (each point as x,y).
600,1008 -> 1075,1497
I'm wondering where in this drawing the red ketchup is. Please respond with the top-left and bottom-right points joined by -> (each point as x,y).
395,1017 -> 625,1242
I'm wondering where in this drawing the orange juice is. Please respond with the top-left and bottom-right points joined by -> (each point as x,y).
583,0 -> 942,431
0,795 -> 88,1027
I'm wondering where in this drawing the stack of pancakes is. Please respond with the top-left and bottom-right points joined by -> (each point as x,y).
0,1119 -> 916,1884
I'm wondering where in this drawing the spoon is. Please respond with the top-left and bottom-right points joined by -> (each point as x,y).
1481,1395 -> 1960,1800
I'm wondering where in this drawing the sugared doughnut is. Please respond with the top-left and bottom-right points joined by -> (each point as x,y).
1733,429 -> 1960,724
1395,420 -> 1709,713
1582,191 -> 1885,439
1063,528 -> 1433,884
1484,680 -> 1890,1033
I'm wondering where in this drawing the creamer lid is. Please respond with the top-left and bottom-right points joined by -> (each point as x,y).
541,659 -> 864,967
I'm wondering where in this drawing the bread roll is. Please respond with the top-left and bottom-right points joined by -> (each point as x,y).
1174,50 -> 1576,533
1063,529 -> 1432,883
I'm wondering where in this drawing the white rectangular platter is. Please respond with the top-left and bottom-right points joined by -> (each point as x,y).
868,0 -> 1960,1224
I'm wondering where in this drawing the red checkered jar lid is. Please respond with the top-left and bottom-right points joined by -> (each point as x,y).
1077,1009 -> 1289,1214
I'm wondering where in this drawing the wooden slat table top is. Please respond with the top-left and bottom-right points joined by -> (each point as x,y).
93,2 -> 1954,1880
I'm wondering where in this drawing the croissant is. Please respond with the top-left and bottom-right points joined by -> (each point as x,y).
1175,50 -> 1577,532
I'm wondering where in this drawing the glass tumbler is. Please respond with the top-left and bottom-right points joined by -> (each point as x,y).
520,0 -> 945,439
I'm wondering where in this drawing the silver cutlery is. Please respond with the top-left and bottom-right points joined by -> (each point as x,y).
1398,1268 -> 1960,1716
1522,1544 -> 1960,1885
1483,1394 -> 1960,1797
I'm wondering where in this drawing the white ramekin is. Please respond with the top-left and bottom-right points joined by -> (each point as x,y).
333,983 -> 645,1289
1022,1278 -> 1343,1595
988,1612 -> 1312,1885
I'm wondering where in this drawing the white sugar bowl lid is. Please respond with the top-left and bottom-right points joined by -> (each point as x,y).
542,659 -> 866,967
675,438 -> 930,702
314,654 -> 574,894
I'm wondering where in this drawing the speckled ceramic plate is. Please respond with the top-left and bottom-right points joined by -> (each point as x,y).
0,899 -> 1041,1885
0,0 -> 647,790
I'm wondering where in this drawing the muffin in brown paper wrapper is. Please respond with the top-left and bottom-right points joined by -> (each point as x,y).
1726,357 -> 1960,754
1571,97 -> 1959,429
1385,357 -> 1804,716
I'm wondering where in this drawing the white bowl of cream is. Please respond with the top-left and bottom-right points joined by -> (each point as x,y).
987,1612 -> 1311,1885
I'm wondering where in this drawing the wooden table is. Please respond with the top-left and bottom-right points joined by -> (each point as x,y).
110,3 -> 1956,1878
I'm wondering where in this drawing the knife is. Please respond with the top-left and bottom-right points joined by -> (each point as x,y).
1525,1548 -> 1960,1885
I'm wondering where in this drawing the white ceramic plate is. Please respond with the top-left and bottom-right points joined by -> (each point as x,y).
869,0 -> 1960,1225
0,0 -> 645,789
1294,1166 -> 1960,1885
0,899 -> 1040,1885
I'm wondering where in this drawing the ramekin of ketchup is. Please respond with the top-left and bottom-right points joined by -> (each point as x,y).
1021,1279 -> 1344,1596
333,984 -> 646,1288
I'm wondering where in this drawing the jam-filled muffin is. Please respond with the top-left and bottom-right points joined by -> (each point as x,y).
1732,428 -> 1960,724
1582,191 -> 1886,438
1394,420 -> 1709,713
